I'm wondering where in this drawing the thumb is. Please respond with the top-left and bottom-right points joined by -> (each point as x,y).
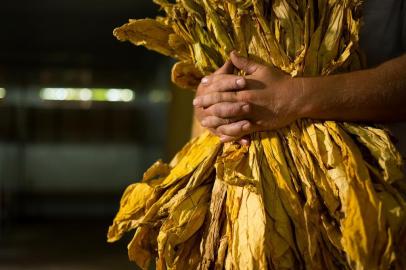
230,51 -> 262,75
214,60 -> 234,75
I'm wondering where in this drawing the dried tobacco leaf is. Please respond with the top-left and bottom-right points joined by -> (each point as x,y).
109,1 -> 406,269
171,61 -> 204,89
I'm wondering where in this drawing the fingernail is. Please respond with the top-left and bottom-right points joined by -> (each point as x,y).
242,122 -> 251,131
193,98 -> 200,106
201,119 -> 207,126
242,104 -> 250,113
236,78 -> 245,88
240,139 -> 250,146
220,136 -> 227,143
201,77 -> 209,84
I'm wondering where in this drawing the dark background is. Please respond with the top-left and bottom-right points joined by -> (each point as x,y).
0,1 -> 194,269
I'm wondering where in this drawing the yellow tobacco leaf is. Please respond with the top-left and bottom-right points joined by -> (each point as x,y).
171,61 -> 203,89
107,182 -> 157,242
110,1 -> 406,269
113,19 -> 181,59
157,184 -> 211,269
127,226 -> 157,270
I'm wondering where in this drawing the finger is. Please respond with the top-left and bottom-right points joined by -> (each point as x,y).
197,90 -> 255,107
207,129 -> 239,146
239,136 -> 250,146
230,51 -> 262,75
194,91 -> 238,107
214,60 -> 234,75
217,120 -> 258,137
200,61 -> 232,85
195,88 -> 253,108
201,61 -> 234,85
219,135 -> 250,144
219,134 -> 239,143
197,74 -> 246,96
201,116 -> 240,129
205,102 -> 251,118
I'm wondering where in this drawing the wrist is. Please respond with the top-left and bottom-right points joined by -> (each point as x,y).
290,76 -> 320,119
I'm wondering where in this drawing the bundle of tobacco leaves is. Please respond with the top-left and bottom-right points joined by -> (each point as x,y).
107,1 -> 406,269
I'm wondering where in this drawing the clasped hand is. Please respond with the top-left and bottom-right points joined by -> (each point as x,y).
193,51 -> 305,143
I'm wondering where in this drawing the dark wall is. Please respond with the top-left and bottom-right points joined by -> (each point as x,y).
0,0 -> 180,218
0,2 -> 192,269
0,0 -> 169,87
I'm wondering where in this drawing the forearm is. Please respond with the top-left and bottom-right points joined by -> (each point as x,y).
301,54 -> 406,122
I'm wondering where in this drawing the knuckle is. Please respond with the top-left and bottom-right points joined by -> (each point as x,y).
237,91 -> 253,102
211,92 -> 221,103
217,80 -> 228,91
212,104 -> 223,116
217,125 -> 232,136
234,122 -> 250,135
227,104 -> 240,116
205,84 -> 215,94
236,124 -> 245,134
241,122 -> 251,132
218,106 -> 232,118
219,108 -> 229,118
215,79 -> 229,92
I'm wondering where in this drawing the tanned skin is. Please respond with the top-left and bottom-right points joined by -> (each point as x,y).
193,51 -> 406,143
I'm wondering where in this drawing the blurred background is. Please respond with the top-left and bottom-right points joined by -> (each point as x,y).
0,1 -> 194,269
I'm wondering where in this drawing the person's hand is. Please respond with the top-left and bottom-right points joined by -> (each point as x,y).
194,58 -> 251,144
193,51 -> 306,143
